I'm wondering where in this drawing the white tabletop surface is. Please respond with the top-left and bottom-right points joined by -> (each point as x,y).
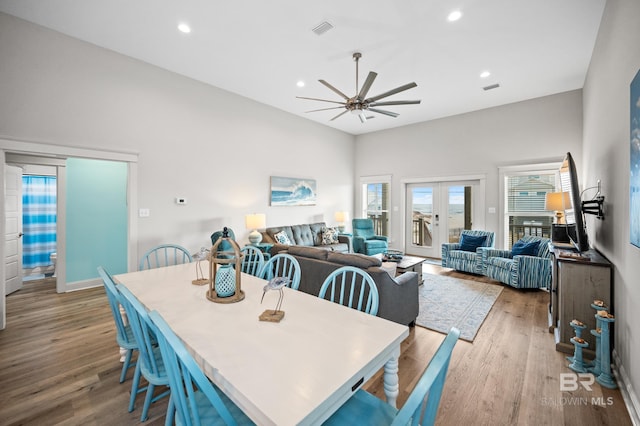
115,263 -> 409,426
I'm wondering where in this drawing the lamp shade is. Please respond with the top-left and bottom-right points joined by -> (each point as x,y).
334,211 -> 348,223
245,213 -> 266,230
544,192 -> 571,211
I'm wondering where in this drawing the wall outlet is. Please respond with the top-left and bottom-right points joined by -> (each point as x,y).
139,208 -> 150,218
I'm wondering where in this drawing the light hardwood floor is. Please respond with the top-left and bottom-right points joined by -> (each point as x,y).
0,267 -> 633,425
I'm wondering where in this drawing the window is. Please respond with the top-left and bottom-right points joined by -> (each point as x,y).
360,176 -> 391,237
501,167 -> 559,249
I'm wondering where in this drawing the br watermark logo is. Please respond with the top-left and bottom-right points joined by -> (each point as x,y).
540,373 -> 614,407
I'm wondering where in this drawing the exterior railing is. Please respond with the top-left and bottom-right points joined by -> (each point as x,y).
509,224 -> 551,247
367,214 -> 386,236
410,222 -> 551,248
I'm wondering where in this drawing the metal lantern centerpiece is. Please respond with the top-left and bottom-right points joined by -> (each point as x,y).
206,227 -> 245,303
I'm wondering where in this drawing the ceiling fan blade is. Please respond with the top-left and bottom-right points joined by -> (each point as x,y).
330,110 -> 349,121
357,72 -> 378,101
365,82 -> 418,103
305,106 -> 346,113
319,80 -> 350,101
296,96 -> 346,105
368,108 -> 399,118
368,100 -> 421,107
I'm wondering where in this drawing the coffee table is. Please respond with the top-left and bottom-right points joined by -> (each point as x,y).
375,254 -> 426,285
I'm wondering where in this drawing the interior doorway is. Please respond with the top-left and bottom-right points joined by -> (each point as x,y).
4,155 -> 65,293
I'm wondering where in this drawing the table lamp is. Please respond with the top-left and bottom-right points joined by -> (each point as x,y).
245,213 -> 266,244
334,211 -> 348,232
545,192 -> 571,224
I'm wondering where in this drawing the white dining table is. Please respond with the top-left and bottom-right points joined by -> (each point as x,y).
115,263 -> 409,426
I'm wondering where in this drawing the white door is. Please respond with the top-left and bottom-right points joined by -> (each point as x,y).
406,181 -> 478,258
406,183 -> 441,258
4,165 -> 23,295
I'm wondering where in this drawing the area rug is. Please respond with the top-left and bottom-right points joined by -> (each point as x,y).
415,274 -> 503,342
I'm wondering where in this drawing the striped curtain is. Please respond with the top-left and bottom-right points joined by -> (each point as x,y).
22,175 -> 57,269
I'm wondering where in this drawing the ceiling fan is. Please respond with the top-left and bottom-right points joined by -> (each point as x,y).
297,52 -> 421,123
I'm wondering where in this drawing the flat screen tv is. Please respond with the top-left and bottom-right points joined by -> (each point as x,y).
558,152 -> 590,252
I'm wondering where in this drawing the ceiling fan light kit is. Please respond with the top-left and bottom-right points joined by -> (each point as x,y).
297,52 -> 421,123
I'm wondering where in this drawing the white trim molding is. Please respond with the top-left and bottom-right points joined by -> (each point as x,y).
613,349 -> 640,425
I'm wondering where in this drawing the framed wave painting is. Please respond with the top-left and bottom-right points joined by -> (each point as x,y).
270,176 -> 316,206
631,68 -> 640,248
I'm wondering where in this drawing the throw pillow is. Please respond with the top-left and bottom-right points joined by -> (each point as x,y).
511,239 -> 541,256
273,230 -> 292,245
321,227 -> 340,245
459,234 -> 487,252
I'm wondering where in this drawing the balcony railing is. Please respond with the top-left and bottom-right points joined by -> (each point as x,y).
367,214 -> 386,236
410,220 -> 551,248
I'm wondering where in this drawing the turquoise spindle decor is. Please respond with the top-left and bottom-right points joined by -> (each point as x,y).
566,319 -> 586,364
587,300 -> 608,375
596,310 -> 617,389
207,227 -> 245,303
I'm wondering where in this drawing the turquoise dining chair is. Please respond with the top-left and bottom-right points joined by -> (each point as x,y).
97,266 -> 138,384
323,327 -> 460,426
318,266 -> 379,316
241,245 -> 265,277
139,244 -> 193,270
259,253 -> 301,290
148,310 -> 255,426
117,285 -> 170,422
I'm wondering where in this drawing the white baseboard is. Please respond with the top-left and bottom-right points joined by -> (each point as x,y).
613,349 -> 640,425
65,277 -> 102,292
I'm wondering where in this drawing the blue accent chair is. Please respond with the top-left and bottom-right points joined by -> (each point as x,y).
481,236 -> 552,289
210,227 -> 236,251
441,230 -> 495,274
318,266 -> 379,316
97,266 -> 138,384
148,310 -> 255,426
259,253 -> 301,290
139,244 -> 192,271
352,218 -> 388,256
323,327 -> 460,426
240,245 -> 265,276
117,285 -> 171,421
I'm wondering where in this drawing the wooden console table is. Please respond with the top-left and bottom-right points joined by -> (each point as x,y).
548,245 -> 613,356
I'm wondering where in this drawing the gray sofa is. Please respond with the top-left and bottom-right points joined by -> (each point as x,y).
286,245 -> 419,326
260,222 -> 351,256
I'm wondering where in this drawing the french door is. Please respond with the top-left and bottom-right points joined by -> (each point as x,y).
405,180 -> 479,258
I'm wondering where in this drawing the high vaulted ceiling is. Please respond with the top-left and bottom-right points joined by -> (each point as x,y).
0,0 -> 606,135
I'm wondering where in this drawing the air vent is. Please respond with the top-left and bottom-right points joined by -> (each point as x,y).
312,21 -> 334,36
483,83 -> 500,91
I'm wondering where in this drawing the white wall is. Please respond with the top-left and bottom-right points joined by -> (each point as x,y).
0,13 -> 355,262
583,0 -> 640,420
354,90 -> 584,249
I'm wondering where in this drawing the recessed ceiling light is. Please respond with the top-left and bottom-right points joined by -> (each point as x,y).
480,71 -> 491,78
296,81 -> 305,88
447,10 -> 462,22
177,23 -> 191,34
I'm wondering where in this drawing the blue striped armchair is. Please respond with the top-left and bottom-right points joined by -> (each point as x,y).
481,236 -> 552,289
441,230 -> 495,274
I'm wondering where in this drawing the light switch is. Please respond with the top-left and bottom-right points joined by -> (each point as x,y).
139,208 -> 150,217
175,197 -> 187,205
488,207 -> 496,214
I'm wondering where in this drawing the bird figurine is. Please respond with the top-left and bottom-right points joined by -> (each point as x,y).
259,277 -> 290,321
192,247 -> 210,285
